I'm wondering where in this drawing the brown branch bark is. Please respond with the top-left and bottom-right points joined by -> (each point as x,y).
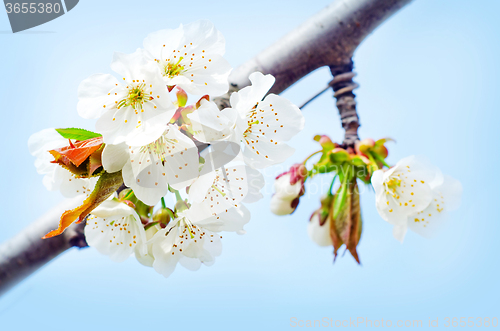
0,0 -> 413,296
0,197 -> 87,296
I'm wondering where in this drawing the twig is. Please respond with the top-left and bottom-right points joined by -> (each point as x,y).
0,0 -> 413,296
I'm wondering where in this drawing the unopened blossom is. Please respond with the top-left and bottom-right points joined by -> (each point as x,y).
371,155 -> 441,226
150,204 -> 250,277
85,198 -> 147,262
392,174 -> 462,242
78,48 -> 176,146
188,72 -> 305,168
308,213 -> 333,247
307,194 -> 334,246
28,128 -> 97,198
270,164 -> 307,216
143,20 -> 232,96
101,124 -> 199,206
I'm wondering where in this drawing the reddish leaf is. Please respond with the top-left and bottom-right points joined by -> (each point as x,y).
43,171 -> 123,239
329,180 -> 362,264
50,137 -> 103,167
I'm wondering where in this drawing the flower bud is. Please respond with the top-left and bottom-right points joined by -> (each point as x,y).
308,212 -> 333,247
355,138 -> 375,157
270,165 -> 307,215
314,134 -> 337,150
308,194 -> 334,243
153,208 -> 172,225
329,148 -> 350,163
270,195 -> 297,215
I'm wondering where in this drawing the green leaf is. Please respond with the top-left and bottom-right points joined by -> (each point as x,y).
56,128 -> 102,141
333,181 -> 348,219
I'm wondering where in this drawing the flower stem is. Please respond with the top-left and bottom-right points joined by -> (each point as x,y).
161,197 -> 167,209
371,152 -> 391,169
328,175 -> 338,196
303,150 -> 322,165
164,208 -> 176,220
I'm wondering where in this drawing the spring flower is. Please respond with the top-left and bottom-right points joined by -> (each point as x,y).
371,155 -> 440,225
188,159 -> 265,216
101,124 -> 199,206
28,128 -> 97,197
150,204 -> 250,277
85,198 -> 147,262
188,72 -> 305,168
270,164 -> 306,215
78,49 -> 176,146
372,155 -> 462,242
143,20 -> 232,96
392,174 -> 462,242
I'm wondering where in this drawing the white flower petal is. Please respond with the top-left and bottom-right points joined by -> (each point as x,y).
101,143 -> 129,173
188,99 -> 235,142
251,93 -> 305,141
392,224 -> 408,243
188,203 -> 251,233
77,74 -> 121,119
243,140 -> 295,169
407,174 -> 462,238
273,174 -> 302,200
270,195 -> 295,215
308,214 -> 333,247
85,200 -> 146,263
230,72 -> 275,115
144,20 -> 231,96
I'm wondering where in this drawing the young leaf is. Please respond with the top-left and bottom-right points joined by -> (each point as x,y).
42,171 -> 123,239
332,180 -> 348,219
55,128 -> 102,141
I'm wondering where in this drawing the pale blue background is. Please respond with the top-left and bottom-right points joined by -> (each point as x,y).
0,0 -> 499,330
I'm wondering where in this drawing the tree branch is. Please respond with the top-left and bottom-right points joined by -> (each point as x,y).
214,0 -> 412,107
0,0 -> 412,296
0,197 -> 87,296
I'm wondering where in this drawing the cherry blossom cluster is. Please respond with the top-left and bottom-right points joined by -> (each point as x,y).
270,136 -> 462,263
29,20 -> 305,277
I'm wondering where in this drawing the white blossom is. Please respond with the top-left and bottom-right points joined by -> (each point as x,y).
85,198 -> 147,262
78,48 -> 176,146
392,174 -> 462,242
188,72 -> 305,168
150,204 -> 250,278
372,155 -> 462,242
189,156 -> 264,216
143,20 -> 231,96
371,155 -> 440,225
101,124 -> 199,206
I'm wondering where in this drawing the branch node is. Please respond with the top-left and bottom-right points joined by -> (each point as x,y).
329,60 -> 360,148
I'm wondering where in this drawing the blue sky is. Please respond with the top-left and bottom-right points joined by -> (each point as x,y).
0,0 -> 499,330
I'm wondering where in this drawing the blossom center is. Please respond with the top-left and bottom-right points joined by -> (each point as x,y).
118,83 -> 153,110
162,57 -> 185,78
141,134 -> 179,163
